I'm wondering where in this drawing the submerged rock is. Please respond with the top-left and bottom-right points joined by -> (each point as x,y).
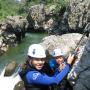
4,61 -> 17,76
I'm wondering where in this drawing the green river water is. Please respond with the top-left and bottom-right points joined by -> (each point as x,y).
0,33 -> 47,71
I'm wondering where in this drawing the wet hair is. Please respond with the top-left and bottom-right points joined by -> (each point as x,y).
25,56 -> 33,65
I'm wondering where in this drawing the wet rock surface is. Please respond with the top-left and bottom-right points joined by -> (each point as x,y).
67,37 -> 90,90
0,16 -> 27,55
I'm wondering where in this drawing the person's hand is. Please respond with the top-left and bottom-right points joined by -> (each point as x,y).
58,63 -> 65,71
67,54 -> 75,65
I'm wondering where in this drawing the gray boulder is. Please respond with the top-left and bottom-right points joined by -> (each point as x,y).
27,4 -> 45,30
27,4 -> 55,32
40,33 -> 87,56
4,61 -> 17,76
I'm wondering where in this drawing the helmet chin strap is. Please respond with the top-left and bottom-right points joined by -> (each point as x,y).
27,58 -> 34,68
29,60 -> 32,66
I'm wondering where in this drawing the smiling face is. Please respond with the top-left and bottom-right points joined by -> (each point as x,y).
30,58 -> 45,70
55,56 -> 64,64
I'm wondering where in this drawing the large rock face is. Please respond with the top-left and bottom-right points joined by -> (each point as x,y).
67,37 -> 90,90
47,0 -> 90,35
68,0 -> 90,31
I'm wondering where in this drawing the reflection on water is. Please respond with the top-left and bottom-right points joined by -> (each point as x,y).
0,33 -> 47,70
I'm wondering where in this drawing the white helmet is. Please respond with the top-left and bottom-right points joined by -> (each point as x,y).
27,44 -> 46,58
52,49 -> 64,57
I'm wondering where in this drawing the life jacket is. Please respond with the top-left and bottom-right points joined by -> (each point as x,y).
19,63 -> 51,90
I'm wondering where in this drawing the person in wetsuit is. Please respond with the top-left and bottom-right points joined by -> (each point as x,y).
49,49 -> 73,90
19,44 -> 75,90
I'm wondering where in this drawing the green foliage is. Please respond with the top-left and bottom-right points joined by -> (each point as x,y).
0,0 -> 26,21
46,0 -> 69,20
45,0 -> 69,6
0,0 -> 69,21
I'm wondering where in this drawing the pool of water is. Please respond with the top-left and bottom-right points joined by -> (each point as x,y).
0,33 -> 47,70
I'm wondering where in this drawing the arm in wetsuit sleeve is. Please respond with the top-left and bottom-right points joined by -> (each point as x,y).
26,64 -> 70,85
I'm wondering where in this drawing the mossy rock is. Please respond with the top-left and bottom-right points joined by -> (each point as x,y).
14,81 -> 25,90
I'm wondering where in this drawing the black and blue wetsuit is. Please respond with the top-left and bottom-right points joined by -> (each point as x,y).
19,62 -> 70,90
